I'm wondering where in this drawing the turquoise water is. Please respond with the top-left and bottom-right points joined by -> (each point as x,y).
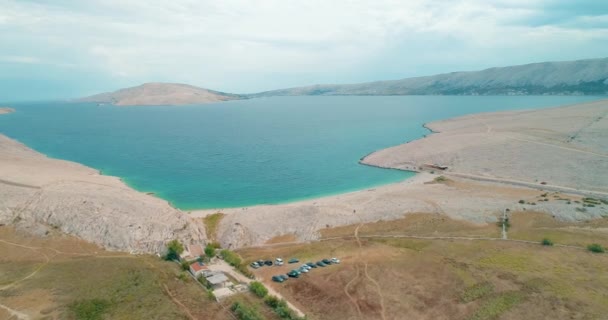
0,96 -> 601,209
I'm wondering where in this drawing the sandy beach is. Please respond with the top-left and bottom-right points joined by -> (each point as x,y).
191,99 -> 608,248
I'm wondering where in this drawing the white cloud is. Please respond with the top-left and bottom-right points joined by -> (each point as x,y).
1,0 -> 607,93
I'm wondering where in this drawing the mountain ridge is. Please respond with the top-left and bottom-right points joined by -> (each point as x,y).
79,57 -> 608,106
252,57 -> 608,97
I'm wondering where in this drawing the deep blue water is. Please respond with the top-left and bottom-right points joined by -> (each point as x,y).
0,96 -> 601,209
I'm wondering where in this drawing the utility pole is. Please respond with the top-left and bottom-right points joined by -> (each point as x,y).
502,209 -> 508,240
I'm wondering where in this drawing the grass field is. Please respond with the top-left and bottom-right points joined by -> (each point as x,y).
239,212 -> 608,320
2,209 -> 607,320
0,227 -> 234,320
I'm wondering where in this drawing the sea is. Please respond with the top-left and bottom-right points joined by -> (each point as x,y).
0,95 -> 601,209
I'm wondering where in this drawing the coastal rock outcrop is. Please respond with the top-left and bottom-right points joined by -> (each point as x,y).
0,134 -> 206,253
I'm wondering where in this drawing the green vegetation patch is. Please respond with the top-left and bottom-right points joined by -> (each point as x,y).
468,291 -> 524,320
165,239 -> 184,261
203,212 -> 225,241
541,238 -> 554,246
69,298 -> 111,320
249,281 -> 268,298
264,295 -> 305,320
221,249 -> 254,278
371,238 -> 431,252
587,243 -> 605,253
461,282 -> 494,303
477,253 -> 535,272
231,301 -> 265,320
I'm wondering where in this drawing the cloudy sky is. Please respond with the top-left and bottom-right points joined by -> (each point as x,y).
1,0 -> 608,100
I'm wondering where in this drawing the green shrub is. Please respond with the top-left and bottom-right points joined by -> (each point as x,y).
206,289 -> 216,301
587,243 -> 605,253
69,298 -> 111,320
197,275 -> 211,289
165,239 -> 184,261
180,260 -> 191,271
541,238 -> 554,246
220,249 -> 242,266
518,200 -> 525,204
220,249 -> 254,278
249,281 -> 268,298
177,272 -> 189,281
205,244 -> 216,258
263,295 -> 305,320
231,301 -> 264,320
264,295 -> 280,308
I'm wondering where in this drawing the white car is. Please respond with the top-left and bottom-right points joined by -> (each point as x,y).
301,264 -> 311,270
275,258 -> 284,266
299,267 -> 309,273
331,257 -> 341,264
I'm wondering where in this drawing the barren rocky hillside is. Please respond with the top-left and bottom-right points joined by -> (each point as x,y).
0,134 -> 207,253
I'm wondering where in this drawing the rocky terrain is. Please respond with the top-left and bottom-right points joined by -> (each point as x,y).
362,99 -> 608,195
78,82 -> 244,106
193,100 -> 608,249
253,57 -> 608,96
0,132 -> 207,253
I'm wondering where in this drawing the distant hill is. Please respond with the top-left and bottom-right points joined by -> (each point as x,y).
78,82 -> 244,106
252,57 -> 608,97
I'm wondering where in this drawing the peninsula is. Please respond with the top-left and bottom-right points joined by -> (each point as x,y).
78,82 -> 244,106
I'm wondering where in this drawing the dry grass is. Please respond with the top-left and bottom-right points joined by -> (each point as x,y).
265,233 -> 298,245
0,227 -> 232,320
239,212 -> 608,320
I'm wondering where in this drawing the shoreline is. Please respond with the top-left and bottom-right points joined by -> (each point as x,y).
0,129 -> 206,253
3,99 -> 607,250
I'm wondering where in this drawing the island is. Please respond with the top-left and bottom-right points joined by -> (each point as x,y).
78,82 -> 244,106
0,107 -> 15,114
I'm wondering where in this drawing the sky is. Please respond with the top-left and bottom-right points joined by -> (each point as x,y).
1,0 -> 608,101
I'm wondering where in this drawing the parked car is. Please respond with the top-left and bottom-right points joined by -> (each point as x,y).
299,267 -> 309,273
264,260 -> 273,266
316,261 -> 326,267
272,275 -> 284,283
257,260 -> 265,266
250,262 -> 260,269
322,258 -> 332,265
331,257 -> 341,264
275,258 -> 284,266
306,262 -> 317,268
288,258 -> 299,264
301,264 -> 311,270
287,270 -> 300,278
279,275 -> 289,281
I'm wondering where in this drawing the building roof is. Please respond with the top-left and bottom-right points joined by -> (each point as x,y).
190,261 -> 207,273
187,244 -> 204,257
207,273 -> 229,285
